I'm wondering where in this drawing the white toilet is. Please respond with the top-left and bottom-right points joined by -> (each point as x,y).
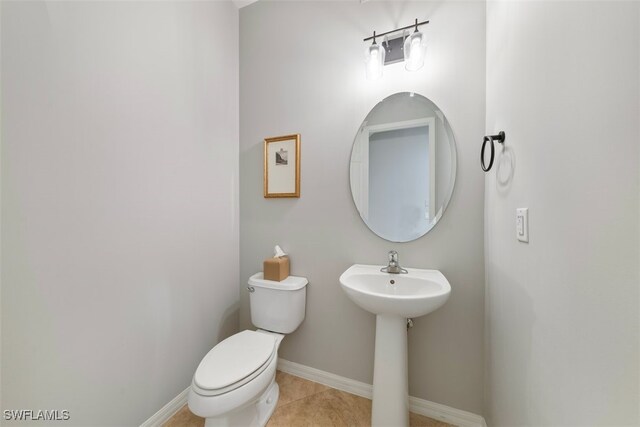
188,272 -> 308,427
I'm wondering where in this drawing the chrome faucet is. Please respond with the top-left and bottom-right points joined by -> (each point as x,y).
381,250 -> 408,274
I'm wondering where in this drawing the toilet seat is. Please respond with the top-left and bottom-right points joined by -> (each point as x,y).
192,330 -> 276,396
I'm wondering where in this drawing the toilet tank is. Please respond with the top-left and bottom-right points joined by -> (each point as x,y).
248,272 -> 307,334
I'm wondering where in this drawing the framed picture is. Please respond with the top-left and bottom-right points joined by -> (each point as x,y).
264,134 -> 301,198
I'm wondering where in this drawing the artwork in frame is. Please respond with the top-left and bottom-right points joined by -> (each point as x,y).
264,134 -> 301,198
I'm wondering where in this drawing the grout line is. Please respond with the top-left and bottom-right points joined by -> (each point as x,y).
275,370 -> 333,408
276,371 -> 366,426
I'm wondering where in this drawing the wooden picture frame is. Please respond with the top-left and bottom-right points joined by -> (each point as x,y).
264,134 -> 301,198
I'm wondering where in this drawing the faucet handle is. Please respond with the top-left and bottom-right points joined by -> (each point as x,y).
381,250 -> 407,274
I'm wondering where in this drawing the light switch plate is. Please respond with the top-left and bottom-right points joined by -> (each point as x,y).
517,208 -> 529,243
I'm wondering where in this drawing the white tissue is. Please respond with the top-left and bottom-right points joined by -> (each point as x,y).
274,245 -> 287,258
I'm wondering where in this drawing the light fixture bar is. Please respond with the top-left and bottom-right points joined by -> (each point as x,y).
363,19 -> 429,42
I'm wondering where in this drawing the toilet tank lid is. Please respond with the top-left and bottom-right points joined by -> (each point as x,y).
248,272 -> 308,290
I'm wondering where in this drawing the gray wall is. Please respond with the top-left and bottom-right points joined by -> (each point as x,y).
1,1 -> 239,425
484,1 -> 640,425
240,1 -> 486,414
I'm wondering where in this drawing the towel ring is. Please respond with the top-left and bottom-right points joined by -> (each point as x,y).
481,131 -> 506,172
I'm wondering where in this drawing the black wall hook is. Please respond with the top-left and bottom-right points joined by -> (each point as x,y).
481,131 -> 506,172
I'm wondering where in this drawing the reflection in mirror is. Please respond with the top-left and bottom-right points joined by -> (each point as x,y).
350,92 -> 457,242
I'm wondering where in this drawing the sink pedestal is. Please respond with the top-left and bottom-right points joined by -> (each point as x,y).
372,314 -> 409,427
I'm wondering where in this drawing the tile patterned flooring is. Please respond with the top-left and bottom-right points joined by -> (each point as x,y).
164,371 -> 452,427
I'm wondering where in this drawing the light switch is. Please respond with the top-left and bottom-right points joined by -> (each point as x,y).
516,208 -> 529,243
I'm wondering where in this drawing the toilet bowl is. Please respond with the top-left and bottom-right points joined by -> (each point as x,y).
188,330 -> 283,426
188,273 -> 308,427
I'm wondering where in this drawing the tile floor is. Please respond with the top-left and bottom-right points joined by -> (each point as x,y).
164,371 -> 452,427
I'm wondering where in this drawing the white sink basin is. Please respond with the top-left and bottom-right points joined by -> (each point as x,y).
339,264 -> 451,318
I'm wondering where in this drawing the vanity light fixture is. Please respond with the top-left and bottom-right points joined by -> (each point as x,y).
363,19 -> 429,79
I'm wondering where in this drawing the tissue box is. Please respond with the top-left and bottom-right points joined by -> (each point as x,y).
264,256 -> 290,281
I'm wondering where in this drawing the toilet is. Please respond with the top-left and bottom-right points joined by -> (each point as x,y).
188,272 -> 308,427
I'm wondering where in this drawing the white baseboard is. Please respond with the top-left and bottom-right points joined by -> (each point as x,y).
407,395 -> 486,427
140,387 -> 190,427
277,358 -> 486,427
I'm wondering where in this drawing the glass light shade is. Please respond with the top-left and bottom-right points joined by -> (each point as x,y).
365,43 -> 385,80
403,31 -> 427,71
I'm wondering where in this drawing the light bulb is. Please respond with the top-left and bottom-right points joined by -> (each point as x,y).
403,31 -> 427,71
365,42 -> 385,80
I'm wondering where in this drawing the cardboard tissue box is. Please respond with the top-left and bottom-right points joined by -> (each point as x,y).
263,245 -> 289,281
263,256 -> 290,281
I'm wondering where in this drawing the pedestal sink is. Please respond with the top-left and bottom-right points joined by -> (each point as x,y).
339,264 -> 451,427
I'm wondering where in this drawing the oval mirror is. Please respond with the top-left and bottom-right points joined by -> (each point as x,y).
349,92 -> 457,242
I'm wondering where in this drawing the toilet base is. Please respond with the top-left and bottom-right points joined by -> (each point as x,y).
256,380 -> 279,426
203,379 -> 279,427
